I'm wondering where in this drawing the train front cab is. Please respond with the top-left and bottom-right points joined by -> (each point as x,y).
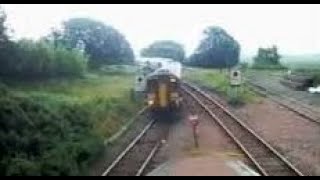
146,73 -> 181,113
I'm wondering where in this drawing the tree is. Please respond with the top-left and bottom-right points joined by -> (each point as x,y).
188,26 -> 240,68
0,6 -> 9,49
48,18 -> 134,68
0,6 -> 15,75
141,40 -> 185,62
253,45 -> 281,66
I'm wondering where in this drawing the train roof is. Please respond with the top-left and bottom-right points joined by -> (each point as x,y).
146,69 -> 178,80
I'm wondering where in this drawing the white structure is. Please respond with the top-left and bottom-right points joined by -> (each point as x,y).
134,57 -> 182,92
134,75 -> 146,92
308,86 -> 320,94
136,57 -> 182,78
230,69 -> 242,86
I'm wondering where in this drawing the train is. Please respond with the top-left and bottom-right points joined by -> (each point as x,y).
145,69 -> 182,112
135,57 -> 183,112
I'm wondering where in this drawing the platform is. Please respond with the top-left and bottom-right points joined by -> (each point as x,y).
147,155 -> 260,176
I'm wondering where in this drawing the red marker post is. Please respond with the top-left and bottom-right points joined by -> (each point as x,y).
189,115 -> 200,148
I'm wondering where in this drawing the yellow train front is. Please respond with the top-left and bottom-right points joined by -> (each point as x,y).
145,70 -> 182,113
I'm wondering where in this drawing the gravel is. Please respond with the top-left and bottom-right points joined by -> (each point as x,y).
196,82 -> 320,176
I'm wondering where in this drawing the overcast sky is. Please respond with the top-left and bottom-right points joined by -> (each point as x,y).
2,4 -> 320,57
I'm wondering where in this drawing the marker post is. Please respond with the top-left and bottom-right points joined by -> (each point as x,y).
189,115 -> 200,148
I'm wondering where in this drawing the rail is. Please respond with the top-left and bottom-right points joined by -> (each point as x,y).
182,82 -> 304,176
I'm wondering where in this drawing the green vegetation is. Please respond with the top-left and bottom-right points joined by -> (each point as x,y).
183,67 -> 258,105
186,26 -> 240,68
314,74 -> 320,85
141,40 -> 185,62
278,55 -> 320,86
0,40 -> 88,79
45,18 -> 134,68
0,8 -> 141,176
252,46 -> 286,70
0,67 -> 141,176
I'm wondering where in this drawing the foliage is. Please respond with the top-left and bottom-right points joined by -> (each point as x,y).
0,6 -> 12,71
187,26 -> 240,68
0,69 -> 142,176
252,45 -> 286,69
293,68 -> 320,86
0,6 -> 8,46
0,91 -> 102,176
183,67 -> 258,104
314,73 -> 320,85
0,40 -> 88,79
46,18 -> 135,68
140,40 -> 185,62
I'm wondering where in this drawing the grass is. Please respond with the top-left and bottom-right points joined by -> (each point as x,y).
2,66 -> 141,139
183,67 -> 258,105
0,65 -> 143,175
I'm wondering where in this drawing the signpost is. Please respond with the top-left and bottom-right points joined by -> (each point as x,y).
230,69 -> 242,86
228,69 -> 242,104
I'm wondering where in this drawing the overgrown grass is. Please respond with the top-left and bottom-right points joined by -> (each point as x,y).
0,65 -> 142,175
183,67 -> 258,105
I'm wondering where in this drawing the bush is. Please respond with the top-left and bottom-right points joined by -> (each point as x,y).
292,69 -> 320,86
312,73 -> 320,86
0,92 -> 104,176
0,40 -> 88,79
0,83 -> 8,95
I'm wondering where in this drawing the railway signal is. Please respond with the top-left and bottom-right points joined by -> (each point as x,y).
230,69 -> 242,86
228,69 -> 242,104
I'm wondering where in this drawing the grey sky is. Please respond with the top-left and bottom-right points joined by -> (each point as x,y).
2,4 -> 320,57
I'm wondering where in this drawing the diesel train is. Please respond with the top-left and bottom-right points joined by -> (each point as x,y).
145,69 -> 182,112
135,58 -> 183,112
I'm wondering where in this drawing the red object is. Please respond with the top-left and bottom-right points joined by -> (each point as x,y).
189,115 -> 199,127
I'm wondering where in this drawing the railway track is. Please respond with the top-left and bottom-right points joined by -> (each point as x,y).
182,82 -> 304,176
101,113 -> 167,176
247,81 -> 320,125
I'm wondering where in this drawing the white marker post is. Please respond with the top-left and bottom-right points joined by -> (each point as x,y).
229,69 -> 242,104
189,115 -> 200,148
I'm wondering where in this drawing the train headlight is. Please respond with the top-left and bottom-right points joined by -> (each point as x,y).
148,100 -> 154,105
170,78 -> 176,83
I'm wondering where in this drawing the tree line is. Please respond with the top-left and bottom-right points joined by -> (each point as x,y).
1,4 -> 287,77
140,27 -> 241,69
1,5 -> 246,76
0,7 -> 134,80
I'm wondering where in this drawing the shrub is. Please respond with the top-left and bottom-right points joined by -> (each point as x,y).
0,40 -> 88,79
313,73 -> 320,86
0,92 -> 103,176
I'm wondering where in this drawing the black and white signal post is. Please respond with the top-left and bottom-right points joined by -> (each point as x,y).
228,69 -> 242,103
